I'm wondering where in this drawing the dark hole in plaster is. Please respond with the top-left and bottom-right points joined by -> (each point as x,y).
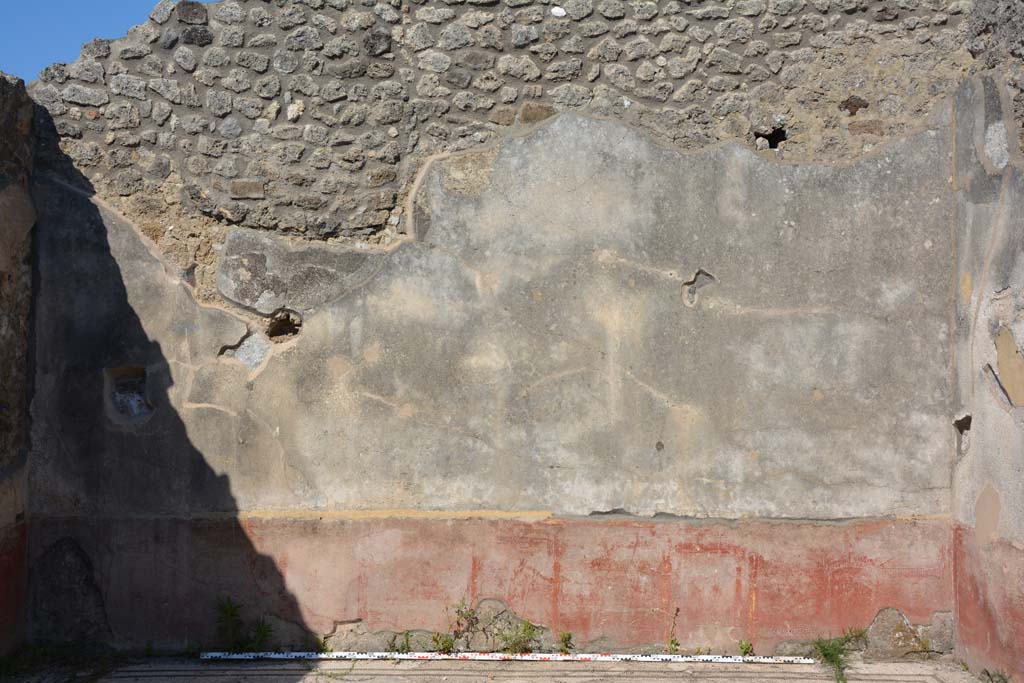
954,413 -> 973,457
840,95 -> 870,116
682,269 -> 716,306
182,263 -> 197,288
655,441 -> 665,451
755,126 -> 788,149
954,414 -> 972,435
589,508 -> 631,516
266,309 -> 302,341
104,365 -> 154,424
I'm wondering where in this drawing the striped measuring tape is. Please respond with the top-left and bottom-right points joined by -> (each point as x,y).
200,651 -> 816,664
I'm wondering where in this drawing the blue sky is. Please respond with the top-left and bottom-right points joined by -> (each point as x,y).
0,1 -> 165,82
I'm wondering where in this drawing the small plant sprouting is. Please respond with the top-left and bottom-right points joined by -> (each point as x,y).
738,639 -> 754,657
812,628 -> 865,683
693,646 -> 711,656
500,619 -> 540,654
813,636 -> 850,683
429,598 -> 480,655
666,607 -> 681,655
432,632 -> 456,654
388,631 -> 413,654
215,597 -> 246,652
558,631 -> 575,654
214,597 -> 276,653
312,635 -> 332,654
452,599 -> 479,643
813,626 -> 868,681
251,618 -> 273,652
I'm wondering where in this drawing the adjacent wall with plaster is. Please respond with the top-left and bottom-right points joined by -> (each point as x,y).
951,75 -> 1024,681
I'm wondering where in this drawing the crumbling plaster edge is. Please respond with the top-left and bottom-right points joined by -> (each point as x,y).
38,75 -> 1007,326
26,510 -> 953,525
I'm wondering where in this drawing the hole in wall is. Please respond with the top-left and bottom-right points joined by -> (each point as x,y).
954,414 -> 972,435
682,269 -> 716,307
839,95 -> 870,116
103,365 -> 154,424
589,508 -> 631,516
755,126 -> 787,149
954,413 -> 972,457
266,309 -> 302,342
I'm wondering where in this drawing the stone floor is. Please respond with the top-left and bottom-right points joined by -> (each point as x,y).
81,658 -> 981,683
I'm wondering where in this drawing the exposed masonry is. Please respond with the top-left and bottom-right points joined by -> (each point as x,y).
27,0 -> 995,280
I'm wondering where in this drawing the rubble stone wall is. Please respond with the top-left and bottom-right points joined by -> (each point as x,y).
27,0 -> 988,298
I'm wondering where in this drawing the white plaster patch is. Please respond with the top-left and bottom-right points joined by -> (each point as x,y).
879,279 -> 914,311
984,121 -> 1009,170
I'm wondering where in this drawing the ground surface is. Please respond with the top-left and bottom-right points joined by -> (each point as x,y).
35,658 -> 979,683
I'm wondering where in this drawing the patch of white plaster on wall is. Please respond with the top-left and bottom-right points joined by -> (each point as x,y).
984,122 -> 1009,170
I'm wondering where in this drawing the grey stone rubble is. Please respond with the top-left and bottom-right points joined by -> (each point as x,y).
28,0 -> 982,246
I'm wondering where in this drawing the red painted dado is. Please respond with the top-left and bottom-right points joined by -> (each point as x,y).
30,515 -> 952,651
245,516 -> 953,648
954,525 -> 1024,681
0,521 -> 27,655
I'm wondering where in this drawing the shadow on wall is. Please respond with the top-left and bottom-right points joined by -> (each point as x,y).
23,106 -> 314,658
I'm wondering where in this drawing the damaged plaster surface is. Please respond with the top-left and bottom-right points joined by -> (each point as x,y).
950,74 -> 1024,679
206,111 -> 957,519
25,83 -> 984,654
25,0 -> 1007,306
10,0 -> 1024,671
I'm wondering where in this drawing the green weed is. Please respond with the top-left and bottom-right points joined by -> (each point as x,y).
313,635 -> 332,654
214,596 -> 274,652
813,629 -> 865,683
666,607 -> 680,655
499,619 -> 540,654
215,596 -> 246,652
388,630 -> 413,654
432,631 -> 456,654
251,618 -> 273,651
452,599 -> 479,643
